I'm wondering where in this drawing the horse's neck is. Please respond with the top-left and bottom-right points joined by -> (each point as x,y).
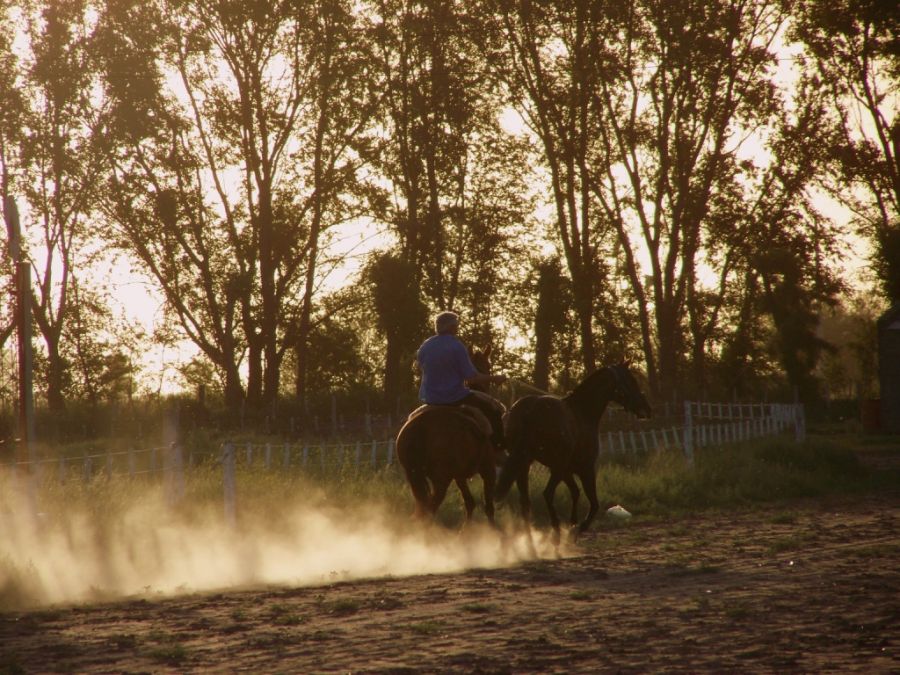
564,389 -> 611,423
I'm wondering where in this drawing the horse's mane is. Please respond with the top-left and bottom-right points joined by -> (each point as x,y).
563,368 -> 615,416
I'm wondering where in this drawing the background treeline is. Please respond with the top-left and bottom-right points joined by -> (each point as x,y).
0,0 -> 896,440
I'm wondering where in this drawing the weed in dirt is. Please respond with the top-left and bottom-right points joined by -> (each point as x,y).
669,564 -> 721,576
323,598 -> 361,615
569,590 -> 593,601
269,604 -> 306,626
230,608 -> 250,623
146,643 -> 188,665
107,633 -> 138,650
724,601 -> 754,620
461,602 -> 496,614
307,629 -> 342,641
767,534 -> 809,554
144,630 -> 189,665
246,631 -> 299,649
846,543 -> 900,558
369,593 -> 405,610
769,512 -> 798,525
0,654 -> 25,675
407,620 -> 446,635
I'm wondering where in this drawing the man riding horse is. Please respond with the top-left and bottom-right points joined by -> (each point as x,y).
416,311 -> 507,449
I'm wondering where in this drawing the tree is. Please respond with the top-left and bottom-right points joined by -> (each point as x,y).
2,0 -> 111,412
530,257 -> 569,391
487,0 -> 619,372
792,0 -> 900,302
367,0 -> 529,328
364,251 -> 428,410
94,0 -> 375,413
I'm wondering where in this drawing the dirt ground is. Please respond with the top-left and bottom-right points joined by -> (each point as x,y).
1,484 -> 898,672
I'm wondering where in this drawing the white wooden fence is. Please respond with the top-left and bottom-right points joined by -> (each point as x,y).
598,400 -> 805,465
3,399 -> 803,523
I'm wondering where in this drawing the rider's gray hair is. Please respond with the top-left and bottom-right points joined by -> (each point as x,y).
434,311 -> 459,334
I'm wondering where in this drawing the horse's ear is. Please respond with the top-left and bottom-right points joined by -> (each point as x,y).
483,344 -> 492,358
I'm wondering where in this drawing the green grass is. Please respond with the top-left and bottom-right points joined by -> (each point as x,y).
0,431 -> 892,557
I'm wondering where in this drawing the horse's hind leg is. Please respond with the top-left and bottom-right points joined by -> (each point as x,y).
564,474 -> 580,526
456,479 -> 476,522
429,476 -> 452,517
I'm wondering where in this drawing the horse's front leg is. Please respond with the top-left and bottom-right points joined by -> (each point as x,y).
574,462 -> 600,533
479,462 -> 496,526
516,466 -> 531,525
542,471 -> 565,545
563,474 -> 580,526
455,478 -> 476,522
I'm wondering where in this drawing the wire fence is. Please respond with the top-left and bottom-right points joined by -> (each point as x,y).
1,399 -> 805,521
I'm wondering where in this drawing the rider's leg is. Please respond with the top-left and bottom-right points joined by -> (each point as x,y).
457,393 -> 505,449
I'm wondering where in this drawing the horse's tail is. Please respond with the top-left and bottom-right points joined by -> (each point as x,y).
397,417 -> 432,510
494,396 -> 540,500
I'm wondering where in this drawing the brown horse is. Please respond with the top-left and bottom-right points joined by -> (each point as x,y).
495,363 -> 652,538
397,347 -> 502,524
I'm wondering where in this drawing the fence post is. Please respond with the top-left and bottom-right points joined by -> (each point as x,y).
283,442 -> 291,468
683,400 -> 694,465
371,440 -> 377,467
794,404 -> 806,443
265,443 -> 272,470
223,443 -> 236,527
387,439 -> 394,464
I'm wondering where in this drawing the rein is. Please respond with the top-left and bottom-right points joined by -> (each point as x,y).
509,378 -> 551,395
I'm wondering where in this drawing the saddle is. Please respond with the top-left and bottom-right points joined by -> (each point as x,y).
407,403 -> 493,439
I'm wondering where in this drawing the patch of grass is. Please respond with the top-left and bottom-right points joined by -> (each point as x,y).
766,534 -> 810,554
846,543 -> 900,558
322,598 -> 361,615
107,633 -> 139,650
407,621 -> 446,635
769,512 -> 798,525
593,436 -> 877,520
724,601 -> 753,620
669,564 -> 721,577
0,653 -> 26,675
145,643 -> 188,665
268,604 -> 306,626
144,630 -> 188,665
461,602 -> 496,614
569,590 -> 593,601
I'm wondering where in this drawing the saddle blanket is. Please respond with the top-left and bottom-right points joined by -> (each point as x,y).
406,403 -> 493,438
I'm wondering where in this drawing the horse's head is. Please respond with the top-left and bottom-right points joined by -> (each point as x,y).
607,362 -> 652,419
468,344 -> 492,393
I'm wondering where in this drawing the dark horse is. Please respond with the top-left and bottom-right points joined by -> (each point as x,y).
396,346 -> 504,524
495,363 -> 651,538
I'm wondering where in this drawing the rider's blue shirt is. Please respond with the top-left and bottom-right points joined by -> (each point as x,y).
417,333 -> 479,404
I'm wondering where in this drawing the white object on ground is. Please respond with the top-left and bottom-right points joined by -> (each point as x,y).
606,504 -> 632,519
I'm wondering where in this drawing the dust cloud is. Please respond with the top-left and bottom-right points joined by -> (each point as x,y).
0,473 -> 558,610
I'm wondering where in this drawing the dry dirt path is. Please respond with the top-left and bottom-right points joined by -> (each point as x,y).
1,488 -> 897,673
